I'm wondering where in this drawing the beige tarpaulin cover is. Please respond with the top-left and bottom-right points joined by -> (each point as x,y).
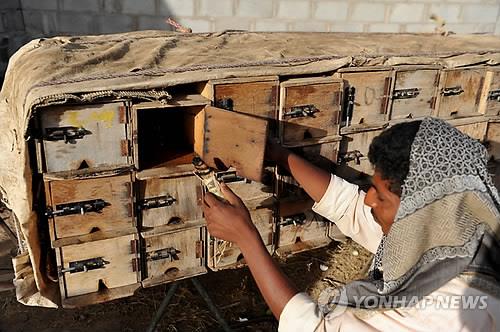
2,31 -> 500,307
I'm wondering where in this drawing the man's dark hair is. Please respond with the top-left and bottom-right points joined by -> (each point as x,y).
368,121 -> 422,196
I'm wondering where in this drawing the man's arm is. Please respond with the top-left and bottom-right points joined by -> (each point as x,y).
203,184 -> 298,319
267,142 -> 330,203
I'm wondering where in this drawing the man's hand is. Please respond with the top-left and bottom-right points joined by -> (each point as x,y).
202,183 -> 259,246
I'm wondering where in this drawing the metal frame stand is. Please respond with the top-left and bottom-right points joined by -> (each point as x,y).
147,278 -> 233,332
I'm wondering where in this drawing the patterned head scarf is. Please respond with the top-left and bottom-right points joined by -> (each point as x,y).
330,117 -> 500,311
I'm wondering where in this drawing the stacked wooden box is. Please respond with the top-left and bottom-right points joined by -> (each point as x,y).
32,61 -> 500,306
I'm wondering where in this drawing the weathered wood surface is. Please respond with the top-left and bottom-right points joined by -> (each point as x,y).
40,102 -> 130,173
46,173 -> 134,240
194,106 -> 268,182
479,68 -> 500,116
57,234 -> 139,298
279,77 -> 343,145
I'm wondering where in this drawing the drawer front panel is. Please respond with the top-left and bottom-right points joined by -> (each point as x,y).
337,129 -> 383,176
58,234 -> 139,298
390,69 -> 439,120
454,121 -> 488,143
142,227 -> 206,287
280,79 -> 343,145
340,70 -> 392,126
47,173 -> 134,240
139,175 -> 203,228
479,70 -> 500,116
437,68 -> 485,119
40,102 -> 130,173
209,207 -> 274,270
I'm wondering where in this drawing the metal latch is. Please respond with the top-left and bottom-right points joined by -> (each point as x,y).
441,86 -> 464,97
488,90 -> 500,102
281,213 -> 307,227
393,88 -> 420,99
338,150 -> 364,165
283,105 -> 319,118
45,199 -> 110,218
215,170 -> 246,184
60,257 -> 109,274
44,126 -> 91,143
138,195 -> 176,210
215,98 -> 234,111
147,247 -> 181,262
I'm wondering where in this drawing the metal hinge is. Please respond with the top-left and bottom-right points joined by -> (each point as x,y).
281,213 -> 307,227
393,88 -> 420,99
45,199 -> 110,218
196,240 -> 204,258
44,126 -> 91,143
338,150 -> 364,165
488,90 -> 500,102
121,139 -> 131,156
441,86 -> 464,97
147,247 -> 181,262
283,104 -> 319,118
59,257 -> 109,275
138,195 -> 176,211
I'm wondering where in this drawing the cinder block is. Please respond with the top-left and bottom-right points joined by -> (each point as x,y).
330,23 -> 365,32
462,5 -> 499,23
389,4 -> 425,23
215,17 -> 250,31
314,1 -> 348,21
62,0 -> 100,12
98,15 -> 134,34
0,0 -> 21,9
237,0 -> 273,18
138,15 -> 173,30
21,0 -> 58,10
122,0 -> 156,15
291,21 -> 328,32
254,19 -> 288,31
445,23 -> 492,34
23,10 -> 58,35
277,0 -> 310,20
368,23 -> 401,33
199,0 -> 233,17
159,0 -> 195,17
428,4 -> 461,24
58,12 -> 96,34
350,3 -> 385,22
405,23 -> 437,33
177,18 -> 212,32
103,0 -> 122,14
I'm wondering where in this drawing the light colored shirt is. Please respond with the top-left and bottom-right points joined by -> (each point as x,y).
279,174 -> 500,332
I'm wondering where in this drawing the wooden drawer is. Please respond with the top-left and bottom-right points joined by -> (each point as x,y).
337,68 -> 392,127
279,77 -> 343,145
56,234 -> 140,300
141,226 -> 206,288
276,199 -> 330,256
36,102 -> 131,173
452,119 -> 488,143
487,121 -> 500,161
337,129 -> 383,176
137,174 -> 203,230
208,207 -> 275,271
201,76 -> 279,120
389,66 -> 440,120
45,172 -> 135,241
194,106 -> 268,182
478,68 -> 500,116
436,67 -> 485,119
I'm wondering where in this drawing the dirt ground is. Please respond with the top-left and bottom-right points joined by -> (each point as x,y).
0,232 -> 371,332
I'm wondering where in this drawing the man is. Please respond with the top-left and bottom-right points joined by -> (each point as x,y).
203,118 -> 500,331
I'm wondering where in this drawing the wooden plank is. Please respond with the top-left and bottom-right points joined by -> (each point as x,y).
279,77 -> 343,145
48,173 -> 135,239
436,67 -> 485,119
59,234 -> 139,298
478,69 -> 500,116
139,175 -> 203,228
62,283 -> 141,308
454,121 -> 488,142
40,102 -> 130,173
141,227 -> 206,287
389,68 -> 440,120
340,70 -> 392,126
487,122 -> 500,161
194,106 -> 268,182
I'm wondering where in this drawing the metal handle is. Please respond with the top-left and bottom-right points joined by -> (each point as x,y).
215,170 -> 246,184
44,126 -> 91,143
283,104 -> 319,118
139,195 -> 176,210
147,247 -> 181,262
280,213 -> 307,227
60,257 -> 110,274
393,88 -> 420,99
215,98 -> 234,111
45,199 -> 110,218
441,86 -> 464,97
338,150 -> 364,165
488,90 -> 500,102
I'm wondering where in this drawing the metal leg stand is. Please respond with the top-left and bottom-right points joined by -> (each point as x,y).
146,278 -> 233,332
